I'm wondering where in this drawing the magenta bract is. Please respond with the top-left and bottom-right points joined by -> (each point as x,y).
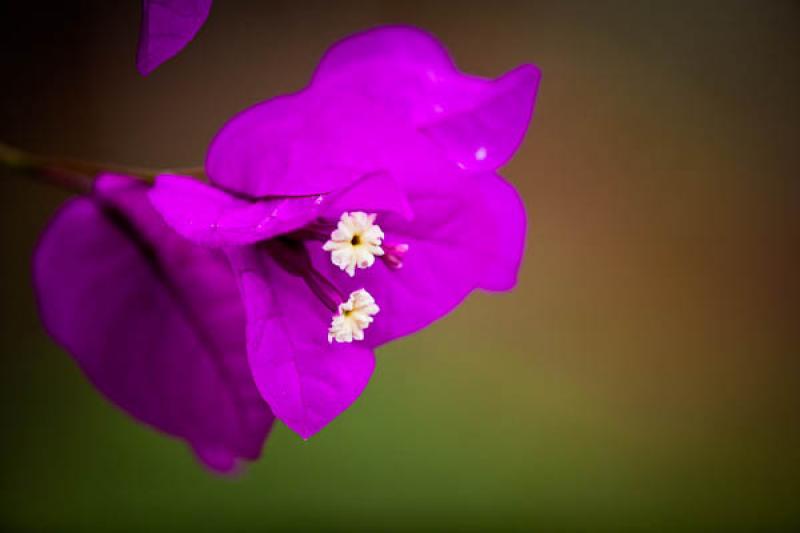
137,0 -> 212,75
151,26 -> 540,439
34,174 -> 274,472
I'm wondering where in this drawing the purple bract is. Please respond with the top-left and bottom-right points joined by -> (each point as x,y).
150,26 -> 540,439
34,174 -> 274,472
137,0 -> 212,75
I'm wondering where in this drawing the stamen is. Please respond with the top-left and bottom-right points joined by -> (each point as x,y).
381,242 -> 409,270
328,289 -> 380,343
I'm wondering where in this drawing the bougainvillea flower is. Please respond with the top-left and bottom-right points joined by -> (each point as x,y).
150,26 -> 541,439
137,0 -> 212,75
34,173 -> 274,472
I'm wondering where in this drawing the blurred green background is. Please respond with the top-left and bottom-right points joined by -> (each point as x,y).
1,1 -> 798,531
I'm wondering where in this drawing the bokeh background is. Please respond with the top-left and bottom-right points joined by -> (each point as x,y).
1,1 -> 798,531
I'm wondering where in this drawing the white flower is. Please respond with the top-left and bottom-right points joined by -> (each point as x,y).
328,289 -> 380,343
323,211 -> 384,277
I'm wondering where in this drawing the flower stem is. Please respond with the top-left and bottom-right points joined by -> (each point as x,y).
0,141 -> 204,194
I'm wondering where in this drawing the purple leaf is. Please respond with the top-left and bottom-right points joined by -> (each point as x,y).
228,244 -> 375,439
137,0 -> 212,75
34,174 -> 273,472
308,171 -> 527,346
313,26 -> 542,171
149,172 -> 413,248
206,26 -> 540,196
147,26 -> 538,439
149,174 -> 325,247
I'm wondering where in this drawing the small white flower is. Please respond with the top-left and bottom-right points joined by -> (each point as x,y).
328,289 -> 380,343
323,211 -> 384,277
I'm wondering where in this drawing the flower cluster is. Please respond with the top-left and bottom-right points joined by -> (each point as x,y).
35,26 -> 540,471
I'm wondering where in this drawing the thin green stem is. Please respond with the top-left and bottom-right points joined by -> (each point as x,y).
0,141 -> 205,194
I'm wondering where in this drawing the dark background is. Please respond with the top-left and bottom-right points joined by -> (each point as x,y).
1,1 -> 798,531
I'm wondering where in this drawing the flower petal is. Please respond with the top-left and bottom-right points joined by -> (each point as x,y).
320,171 -> 414,221
472,171 -> 527,292
309,171 -> 526,346
206,93 -> 397,197
149,174 -> 323,246
312,26 -> 541,171
420,65 -> 541,172
149,173 -> 412,248
33,174 -> 273,472
207,26 -> 539,196
137,0 -> 212,75
312,26 -> 455,90
228,244 -> 374,439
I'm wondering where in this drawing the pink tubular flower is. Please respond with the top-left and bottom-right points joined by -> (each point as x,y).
150,26 -> 541,439
137,0 -> 212,75
34,174 -> 274,472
